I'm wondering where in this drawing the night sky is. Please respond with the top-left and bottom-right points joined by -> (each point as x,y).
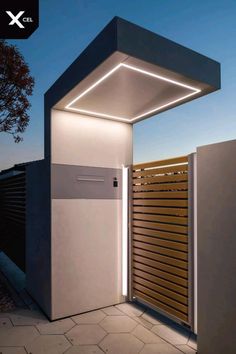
1,0 -> 236,170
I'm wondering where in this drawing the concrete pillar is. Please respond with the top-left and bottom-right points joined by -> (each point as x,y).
197,139 -> 236,354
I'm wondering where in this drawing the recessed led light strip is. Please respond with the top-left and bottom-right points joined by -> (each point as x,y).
65,63 -> 201,123
134,91 -> 198,120
122,165 -> 128,296
66,63 -> 122,109
121,63 -> 200,92
66,107 -> 129,122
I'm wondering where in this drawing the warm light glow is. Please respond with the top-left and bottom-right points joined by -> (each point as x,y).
122,166 -> 128,296
65,63 -> 201,123
121,63 -> 200,91
134,91 -> 198,120
66,64 -> 122,108
67,108 -> 128,122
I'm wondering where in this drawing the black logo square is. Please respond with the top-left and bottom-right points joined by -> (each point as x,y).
0,0 -> 39,39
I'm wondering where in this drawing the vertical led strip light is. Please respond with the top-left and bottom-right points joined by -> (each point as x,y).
122,166 -> 129,296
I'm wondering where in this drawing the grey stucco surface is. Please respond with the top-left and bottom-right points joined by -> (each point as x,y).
51,164 -> 122,199
197,139 -> 236,354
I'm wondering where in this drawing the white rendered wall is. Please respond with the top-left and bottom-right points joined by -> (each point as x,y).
51,199 -> 122,319
50,109 -> 133,319
51,109 -> 132,167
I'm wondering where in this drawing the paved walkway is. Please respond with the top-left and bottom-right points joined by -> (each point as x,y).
0,302 -> 197,354
0,253 -> 197,354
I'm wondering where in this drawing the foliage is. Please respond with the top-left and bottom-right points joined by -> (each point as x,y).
0,40 -> 34,142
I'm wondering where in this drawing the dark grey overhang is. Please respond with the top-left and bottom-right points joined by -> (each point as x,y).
45,17 -> 220,124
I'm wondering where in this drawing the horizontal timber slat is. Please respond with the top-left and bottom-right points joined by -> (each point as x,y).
4,213 -> 25,224
133,275 -> 187,305
133,199 -> 188,207
0,173 -> 26,225
1,181 -> 25,188
2,200 -> 25,205
133,227 -> 187,243
1,185 -> 25,192
3,204 -> 25,210
133,260 -> 188,287
133,269 -> 187,296
1,177 -> 25,184
133,174 -> 188,185
134,290 -> 188,322
133,182 -> 187,192
133,248 -> 188,270
4,208 -> 25,215
133,206 -> 188,216
133,254 -> 188,279
133,191 -> 188,199
133,213 -> 188,225
133,241 -> 188,261
133,233 -> 188,251
4,209 -> 25,218
133,156 -> 188,170
133,220 -> 188,234
4,189 -> 25,196
133,165 -> 188,178
133,282 -> 188,314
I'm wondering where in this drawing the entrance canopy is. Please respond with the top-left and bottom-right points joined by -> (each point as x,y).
46,17 -> 220,123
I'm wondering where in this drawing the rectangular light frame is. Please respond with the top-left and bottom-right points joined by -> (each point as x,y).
65,63 -> 201,123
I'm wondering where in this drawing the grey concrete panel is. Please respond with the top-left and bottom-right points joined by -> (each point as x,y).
117,17 -> 220,90
197,139 -> 236,354
26,159 -> 52,318
51,164 -> 122,199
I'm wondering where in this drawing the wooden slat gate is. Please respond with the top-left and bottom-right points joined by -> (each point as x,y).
131,155 -> 192,327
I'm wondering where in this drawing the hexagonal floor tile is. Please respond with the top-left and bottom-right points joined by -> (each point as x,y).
9,309 -> 48,326
65,345 -> 104,354
100,315 -> 137,333
0,326 -> 39,346
176,344 -> 197,354
115,303 -> 144,317
132,316 -> 153,330
36,317 -> 75,334
151,325 -> 189,345
25,334 -> 71,354
102,306 -> 125,316
132,325 -> 164,344
66,324 -> 106,345
0,318 -> 13,328
100,333 -> 143,354
141,311 -> 162,325
188,333 -> 197,350
0,348 -> 26,354
72,310 -> 106,324
140,343 -> 183,354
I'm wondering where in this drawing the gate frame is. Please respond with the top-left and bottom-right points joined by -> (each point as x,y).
128,154 -> 196,331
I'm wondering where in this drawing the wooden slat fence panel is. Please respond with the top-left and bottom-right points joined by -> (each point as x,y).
0,173 -> 26,224
0,172 -> 26,271
132,155 -> 189,325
